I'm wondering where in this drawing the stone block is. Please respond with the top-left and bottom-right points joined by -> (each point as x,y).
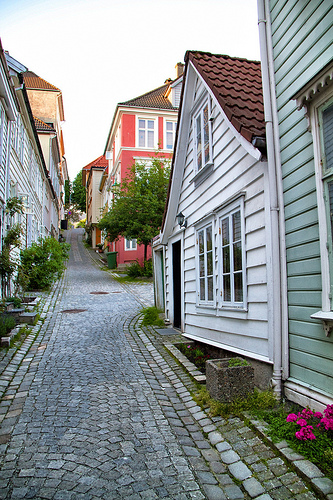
206,358 -> 254,402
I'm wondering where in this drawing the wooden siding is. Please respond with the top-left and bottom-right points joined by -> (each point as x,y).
165,73 -> 272,362
270,0 -> 333,396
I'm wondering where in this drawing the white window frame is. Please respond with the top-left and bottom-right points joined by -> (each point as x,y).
194,99 -> 213,172
125,238 -> 137,250
195,220 -> 215,306
218,198 -> 246,309
137,117 -> 156,149
164,119 -> 177,150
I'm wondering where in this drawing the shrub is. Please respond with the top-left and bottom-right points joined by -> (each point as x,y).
20,237 -> 70,290
0,315 -> 16,337
127,259 -> 153,278
176,342 -> 211,373
6,296 -> 22,308
141,306 -> 164,327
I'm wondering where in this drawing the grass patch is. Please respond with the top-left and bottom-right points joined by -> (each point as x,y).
141,307 -> 164,327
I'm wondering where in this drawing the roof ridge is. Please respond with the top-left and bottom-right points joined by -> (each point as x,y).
119,81 -> 171,105
186,50 -> 261,65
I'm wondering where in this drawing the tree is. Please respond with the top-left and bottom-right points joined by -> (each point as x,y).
98,153 -> 171,261
71,171 -> 86,213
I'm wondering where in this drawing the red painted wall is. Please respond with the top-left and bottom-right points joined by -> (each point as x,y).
122,114 -> 135,147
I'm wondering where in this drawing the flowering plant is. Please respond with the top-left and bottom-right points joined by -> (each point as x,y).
286,404 -> 333,441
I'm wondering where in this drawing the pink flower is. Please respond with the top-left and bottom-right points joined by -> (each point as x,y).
320,417 -> 333,431
297,419 -> 308,427
324,405 -> 333,419
286,413 -> 298,422
301,409 -> 313,419
295,425 -> 316,441
313,412 -> 323,419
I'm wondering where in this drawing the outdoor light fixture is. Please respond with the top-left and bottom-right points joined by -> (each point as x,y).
176,212 -> 187,228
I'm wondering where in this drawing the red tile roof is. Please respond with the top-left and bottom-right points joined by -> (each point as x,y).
187,51 -> 265,142
23,71 -> 60,91
120,81 -> 178,110
33,116 -> 55,132
83,155 -> 108,170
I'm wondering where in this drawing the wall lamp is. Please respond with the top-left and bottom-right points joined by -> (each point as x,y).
176,211 -> 187,229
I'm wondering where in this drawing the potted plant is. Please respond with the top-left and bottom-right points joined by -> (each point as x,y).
96,243 -> 104,253
206,357 -> 254,402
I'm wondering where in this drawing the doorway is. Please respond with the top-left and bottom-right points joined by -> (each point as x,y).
172,240 -> 181,329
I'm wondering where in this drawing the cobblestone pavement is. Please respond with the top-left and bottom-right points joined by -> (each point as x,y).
0,228 -> 329,499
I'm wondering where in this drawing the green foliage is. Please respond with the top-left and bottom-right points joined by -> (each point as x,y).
0,315 -> 16,337
141,306 -> 164,327
20,237 -> 70,290
6,296 -> 22,308
0,197 -> 25,297
64,179 -> 71,206
194,386 -> 277,418
127,259 -> 153,278
98,152 -> 170,260
71,171 -> 86,213
228,357 -> 249,367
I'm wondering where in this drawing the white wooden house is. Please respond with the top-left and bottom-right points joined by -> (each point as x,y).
155,51 -> 285,391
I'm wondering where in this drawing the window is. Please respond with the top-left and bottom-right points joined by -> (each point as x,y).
125,238 -> 137,250
138,119 -> 155,148
197,224 -> 214,303
165,120 -> 177,150
220,205 -> 245,307
195,101 -> 212,171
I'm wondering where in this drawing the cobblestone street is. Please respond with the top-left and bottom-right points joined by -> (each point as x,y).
0,229 -> 329,499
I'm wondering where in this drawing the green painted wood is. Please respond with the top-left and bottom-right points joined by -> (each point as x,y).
270,0 -> 333,395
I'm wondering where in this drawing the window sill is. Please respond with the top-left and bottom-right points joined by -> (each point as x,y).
310,310 -> 333,336
193,162 -> 214,187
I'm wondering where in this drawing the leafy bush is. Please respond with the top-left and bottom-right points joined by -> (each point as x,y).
6,296 -> 22,308
127,259 -> 153,278
20,237 -> 70,290
141,307 -> 164,327
0,315 -> 16,337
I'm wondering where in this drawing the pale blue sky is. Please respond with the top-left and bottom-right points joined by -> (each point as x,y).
0,0 -> 260,179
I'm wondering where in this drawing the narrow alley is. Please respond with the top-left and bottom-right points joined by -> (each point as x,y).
0,229 -> 323,499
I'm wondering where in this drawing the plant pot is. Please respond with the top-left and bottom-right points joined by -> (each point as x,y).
206,357 -> 254,402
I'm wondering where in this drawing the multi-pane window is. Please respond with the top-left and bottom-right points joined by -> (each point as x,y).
197,225 -> 214,303
221,209 -> 244,306
319,99 -> 333,306
125,238 -> 137,250
138,119 -> 155,148
195,102 -> 211,171
165,121 -> 177,150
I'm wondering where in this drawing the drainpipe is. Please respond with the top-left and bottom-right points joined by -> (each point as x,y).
257,0 -> 286,397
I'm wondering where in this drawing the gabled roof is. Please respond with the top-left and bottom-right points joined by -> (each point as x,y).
34,116 -> 55,132
119,81 -> 178,110
23,71 -> 60,91
82,155 -> 108,171
187,51 -> 265,142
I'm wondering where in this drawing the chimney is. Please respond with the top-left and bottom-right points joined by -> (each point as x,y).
175,62 -> 184,78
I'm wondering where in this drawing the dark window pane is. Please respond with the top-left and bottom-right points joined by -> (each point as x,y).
223,275 -> 231,301
204,143 -> 210,164
233,211 -> 241,241
200,278 -> 205,300
328,181 -> 333,240
222,217 -> 229,245
233,241 -> 242,271
208,277 -> 213,301
223,247 -> 230,273
199,255 -> 205,277
234,272 -> 243,302
207,251 -> 213,275
198,230 -> 204,254
206,226 -> 212,251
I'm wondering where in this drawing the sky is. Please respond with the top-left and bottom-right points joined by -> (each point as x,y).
0,0 -> 261,181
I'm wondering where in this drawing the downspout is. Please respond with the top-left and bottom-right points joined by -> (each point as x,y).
257,0 -> 283,396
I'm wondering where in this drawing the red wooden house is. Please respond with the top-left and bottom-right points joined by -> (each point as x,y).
103,65 -> 183,267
